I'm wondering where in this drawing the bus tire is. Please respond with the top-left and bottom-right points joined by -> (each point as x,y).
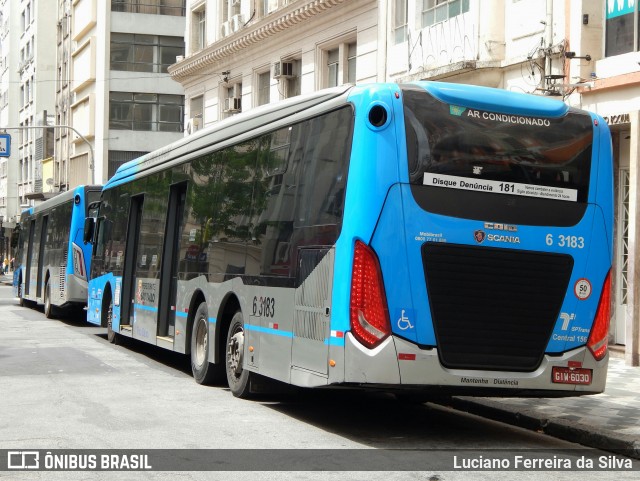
226,310 -> 251,398
190,303 -> 223,385
18,280 -> 24,307
44,281 -> 57,319
106,297 -> 118,344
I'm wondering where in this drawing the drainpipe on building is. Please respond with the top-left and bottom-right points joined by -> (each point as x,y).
378,0 -> 388,81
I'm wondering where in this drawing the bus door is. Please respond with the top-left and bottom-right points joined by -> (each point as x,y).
36,214 -> 49,298
24,219 -> 36,296
158,183 -> 187,339
120,195 -> 144,332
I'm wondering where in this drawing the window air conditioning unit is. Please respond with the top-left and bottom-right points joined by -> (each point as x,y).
273,61 -> 294,79
231,14 -> 244,32
221,21 -> 231,37
224,97 -> 241,113
175,55 -> 184,63
231,0 -> 241,6
186,118 -> 201,134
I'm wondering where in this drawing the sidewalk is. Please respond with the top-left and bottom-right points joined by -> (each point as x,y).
441,353 -> 640,459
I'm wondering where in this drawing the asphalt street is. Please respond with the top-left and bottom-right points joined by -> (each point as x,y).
0,283 -> 638,480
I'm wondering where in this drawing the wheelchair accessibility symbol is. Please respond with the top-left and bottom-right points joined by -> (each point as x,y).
397,309 -> 414,330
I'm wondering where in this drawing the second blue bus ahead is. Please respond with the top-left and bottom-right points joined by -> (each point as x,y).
14,185 -> 101,317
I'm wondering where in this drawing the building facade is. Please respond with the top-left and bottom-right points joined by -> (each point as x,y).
0,0 -> 22,255
169,0 -> 381,129
0,0 -> 57,246
57,0 -> 187,187
577,0 -> 640,366
0,0 -> 187,260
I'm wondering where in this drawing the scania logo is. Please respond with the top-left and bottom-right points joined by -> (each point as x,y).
484,222 -> 518,232
474,230 -> 486,243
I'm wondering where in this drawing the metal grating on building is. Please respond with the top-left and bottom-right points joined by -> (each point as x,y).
422,243 -> 574,372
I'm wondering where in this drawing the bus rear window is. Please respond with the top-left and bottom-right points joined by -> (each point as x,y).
403,86 -> 593,203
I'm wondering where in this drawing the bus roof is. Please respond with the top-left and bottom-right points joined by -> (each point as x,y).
104,81 -> 577,190
418,81 -> 570,117
21,185 -> 102,218
106,85 -> 353,189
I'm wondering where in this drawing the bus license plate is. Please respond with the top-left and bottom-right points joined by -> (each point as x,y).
552,367 -> 592,385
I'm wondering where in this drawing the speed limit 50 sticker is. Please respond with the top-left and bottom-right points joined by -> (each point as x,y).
574,278 -> 592,300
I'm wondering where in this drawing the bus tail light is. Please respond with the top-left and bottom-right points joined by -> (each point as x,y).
72,244 -> 87,281
350,241 -> 390,348
587,271 -> 611,361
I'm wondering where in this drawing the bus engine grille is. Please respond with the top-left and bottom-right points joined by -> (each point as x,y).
421,243 -> 574,372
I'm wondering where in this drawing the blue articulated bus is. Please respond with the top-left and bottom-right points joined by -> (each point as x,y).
14,185 -> 102,317
85,82 -> 613,398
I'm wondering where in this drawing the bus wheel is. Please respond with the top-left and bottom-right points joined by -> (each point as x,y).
226,311 -> 251,398
44,281 -> 56,319
106,298 -> 118,344
190,303 -> 223,385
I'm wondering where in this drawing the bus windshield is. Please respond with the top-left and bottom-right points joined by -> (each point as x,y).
403,85 -> 594,204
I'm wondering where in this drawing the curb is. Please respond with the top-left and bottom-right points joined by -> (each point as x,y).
441,397 -> 640,459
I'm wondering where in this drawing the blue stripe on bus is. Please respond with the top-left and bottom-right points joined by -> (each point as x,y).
134,304 -> 158,312
244,324 -> 294,338
173,311 -> 216,324
243,324 -> 345,345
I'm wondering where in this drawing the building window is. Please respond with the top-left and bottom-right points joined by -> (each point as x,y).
108,150 -> 148,178
322,42 -> 356,88
262,0 -> 278,17
394,0 -> 407,44
347,43 -> 356,84
422,0 -> 470,27
285,59 -> 301,99
222,0 -> 241,23
223,83 -> 242,116
111,0 -> 186,17
605,1 -> 637,57
327,49 -> 339,88
111,34 -> 184,73
193,8 -> 206,51
257,71 -> 270,106
109,92 -> 184,132
190,95 -> 203,121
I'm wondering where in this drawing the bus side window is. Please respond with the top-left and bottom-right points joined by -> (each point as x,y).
248,127 -> 297,279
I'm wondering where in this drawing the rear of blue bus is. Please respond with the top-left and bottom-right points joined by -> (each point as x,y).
338,82 -> 613,396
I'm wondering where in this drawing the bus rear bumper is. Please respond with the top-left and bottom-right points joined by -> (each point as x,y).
63,274 -> 89,307
343,334 -> 608,396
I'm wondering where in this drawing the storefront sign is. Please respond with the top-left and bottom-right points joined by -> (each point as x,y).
603,113 -> 630,126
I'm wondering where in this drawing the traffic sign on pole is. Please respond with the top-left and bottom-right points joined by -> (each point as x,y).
0,134 -> 10,157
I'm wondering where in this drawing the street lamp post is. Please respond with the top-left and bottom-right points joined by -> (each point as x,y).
0,215 -> 4,268
1,125 -> 95,185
